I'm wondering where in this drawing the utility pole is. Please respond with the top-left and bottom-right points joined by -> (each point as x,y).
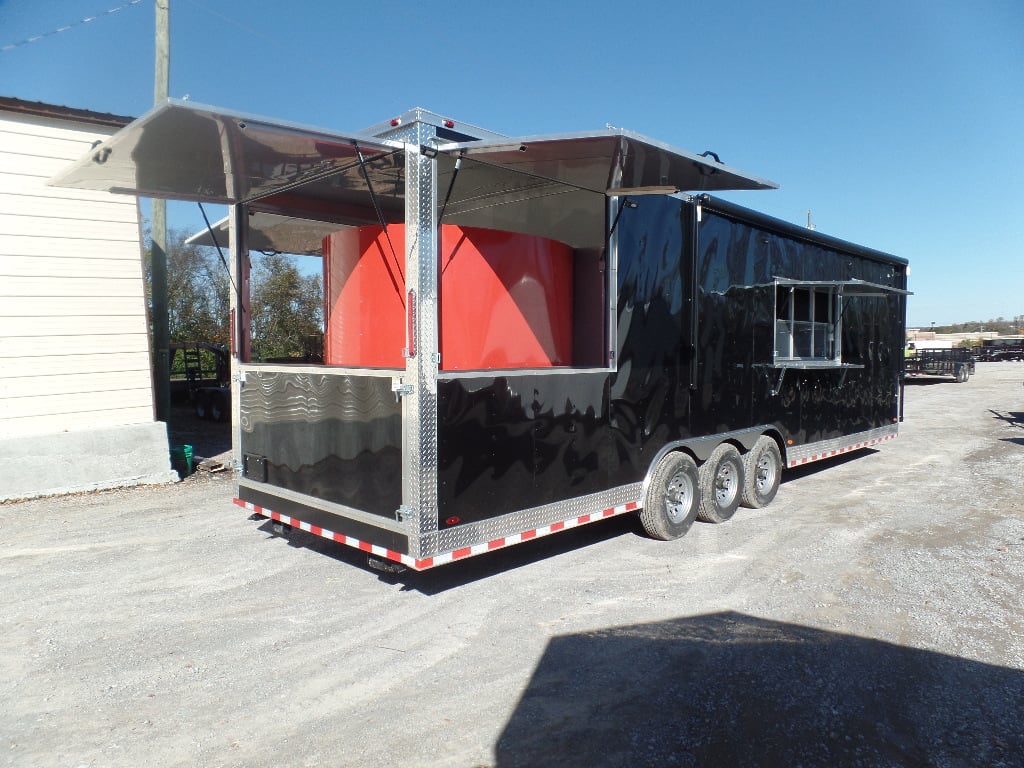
152,0 -> 170,423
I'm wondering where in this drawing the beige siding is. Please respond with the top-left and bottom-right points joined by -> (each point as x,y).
0,110 -> 155,439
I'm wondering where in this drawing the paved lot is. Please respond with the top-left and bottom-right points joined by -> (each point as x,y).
2,364 -> 1023,767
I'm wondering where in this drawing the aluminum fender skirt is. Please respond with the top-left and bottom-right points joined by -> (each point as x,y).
48,99 -> 398,205
437,131 -> 778,195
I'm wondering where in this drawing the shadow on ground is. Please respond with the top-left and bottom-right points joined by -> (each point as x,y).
990,409 -> 1024,430
494,612 -> 1024,768
253,512 -> 642,594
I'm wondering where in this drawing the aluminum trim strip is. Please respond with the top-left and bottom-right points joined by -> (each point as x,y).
786,424 -> 899,467
235,496 -> 641,572
428,483 -> 643,557
239,363 -> 400,377
237,478 -> 406,533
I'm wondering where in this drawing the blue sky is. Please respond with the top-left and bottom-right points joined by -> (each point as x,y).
2,0 -> 1022,327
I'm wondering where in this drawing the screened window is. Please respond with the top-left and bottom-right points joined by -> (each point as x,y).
775,284 -> 839,362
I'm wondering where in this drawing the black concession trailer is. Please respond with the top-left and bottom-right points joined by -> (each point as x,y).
51,102 -> 909,570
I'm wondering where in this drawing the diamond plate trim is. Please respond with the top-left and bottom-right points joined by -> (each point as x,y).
429,483 -> 643,556
786,424 -> 898,467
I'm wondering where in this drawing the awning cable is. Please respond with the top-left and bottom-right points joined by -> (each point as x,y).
198,201 -> 238,294
356,145 -> 405,305
437,153 -> 463,226
608,196 -> 637,240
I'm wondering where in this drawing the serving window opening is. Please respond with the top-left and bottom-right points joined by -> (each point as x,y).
235,149 -> 613,372
432,153 -> 611,372
774,283 -> 840,363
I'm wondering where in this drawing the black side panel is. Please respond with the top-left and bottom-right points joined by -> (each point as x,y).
436,196 -> 695,527
437,373 -> 614,525
434,196 -> 904,530
696,207 -> 904,445
240,372 -> 401,518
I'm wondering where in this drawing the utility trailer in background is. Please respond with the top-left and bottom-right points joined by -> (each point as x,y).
904,347 -> 975,382
169,341 -> 231,420
978,337 -> 1024,362
51,102 -> 909,570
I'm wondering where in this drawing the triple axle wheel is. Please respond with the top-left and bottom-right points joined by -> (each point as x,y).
639,436 -> 782,540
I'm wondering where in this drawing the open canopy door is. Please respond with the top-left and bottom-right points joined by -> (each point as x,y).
436,130 -> 778,196
48,99 -> 400,206
186,212 -> 339,255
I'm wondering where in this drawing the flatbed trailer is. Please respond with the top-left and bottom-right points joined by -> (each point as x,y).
904,347 -> 975,382
51,102 -> 909,570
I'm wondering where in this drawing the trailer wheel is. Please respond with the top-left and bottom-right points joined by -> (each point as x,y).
194,391 -> 210,421
741,436 -> 782,509
639,452 -> 700,541
210,390 -> 229,422
697,443 -> 744,523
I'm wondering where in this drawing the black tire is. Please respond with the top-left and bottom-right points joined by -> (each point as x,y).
741,436 -> 782,509
194,391 -> 211,421
639,452 -> 700,541
697,443 -> 744,523
210,390 -> 229,422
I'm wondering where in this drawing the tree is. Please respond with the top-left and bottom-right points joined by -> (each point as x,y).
144,228 -> 230,345
144,231 -> 324,363
249,251 -> 323,361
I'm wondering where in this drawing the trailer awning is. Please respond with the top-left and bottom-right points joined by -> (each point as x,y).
774,278 -> 912,296
436,131 -> 778,195
47,100 -> 399,205
186,212 -> 338,255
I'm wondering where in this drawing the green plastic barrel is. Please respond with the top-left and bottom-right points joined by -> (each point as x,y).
171,444 -> 193,477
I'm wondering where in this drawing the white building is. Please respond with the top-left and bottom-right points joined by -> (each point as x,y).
0,97 -> 177,500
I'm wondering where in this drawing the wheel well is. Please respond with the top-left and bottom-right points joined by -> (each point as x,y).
757,431 -> 787,467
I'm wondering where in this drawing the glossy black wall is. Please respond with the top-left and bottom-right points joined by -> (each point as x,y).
435,195 -> 906,526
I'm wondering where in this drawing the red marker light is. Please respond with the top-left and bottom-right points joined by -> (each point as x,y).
443,119 -> 455,129
445,516 -> 461,526
390,118 -> 402,126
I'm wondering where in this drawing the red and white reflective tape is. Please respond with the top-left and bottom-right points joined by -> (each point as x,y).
787,432 -> 896,468
234,498 -> 639,571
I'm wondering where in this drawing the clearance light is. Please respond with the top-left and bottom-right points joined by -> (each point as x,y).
390,118 -> 402,126
443,119 -> 455,128
446,516 -> 461,526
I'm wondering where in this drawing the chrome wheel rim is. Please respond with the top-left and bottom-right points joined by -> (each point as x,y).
755,454 -> 776,492
665,471 -> 694,524
715,460 -> 739,507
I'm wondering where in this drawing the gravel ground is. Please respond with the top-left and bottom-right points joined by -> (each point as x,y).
2,363 -> 1022,767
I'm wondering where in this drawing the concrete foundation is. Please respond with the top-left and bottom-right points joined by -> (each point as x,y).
0,422 -> 180,502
